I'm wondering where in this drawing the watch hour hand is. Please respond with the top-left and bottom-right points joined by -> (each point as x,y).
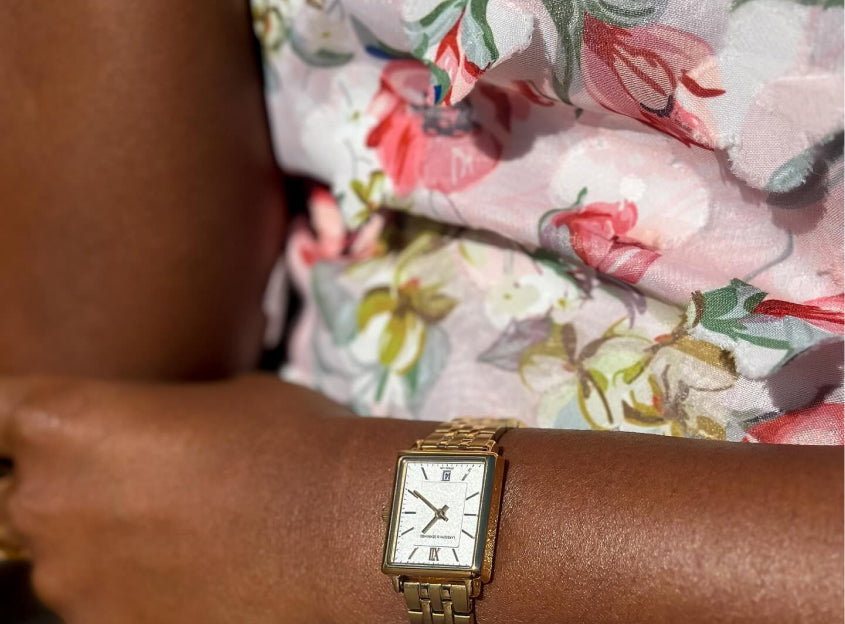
421,515 -> 439,535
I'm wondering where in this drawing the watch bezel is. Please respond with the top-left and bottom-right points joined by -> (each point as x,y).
382,450 -> 504,582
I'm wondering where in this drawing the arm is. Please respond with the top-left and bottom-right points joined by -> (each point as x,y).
0,0 -> 285,380
0,2 -> 840,623
0,375 -> 840,624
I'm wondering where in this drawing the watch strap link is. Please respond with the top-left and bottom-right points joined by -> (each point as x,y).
403,580 -> 475,624
399,418 -> 522,624
414,418 -> 522,452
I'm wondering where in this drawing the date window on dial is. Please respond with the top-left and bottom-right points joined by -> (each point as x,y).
441,469 -> 452,482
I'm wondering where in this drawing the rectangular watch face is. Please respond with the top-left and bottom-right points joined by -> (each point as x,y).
383,454 -> 496,575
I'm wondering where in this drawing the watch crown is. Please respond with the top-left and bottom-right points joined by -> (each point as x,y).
381,506 -> 390,524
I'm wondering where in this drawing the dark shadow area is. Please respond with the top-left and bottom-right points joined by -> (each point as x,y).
0,562 -> 61,624
766,339 -> 844,415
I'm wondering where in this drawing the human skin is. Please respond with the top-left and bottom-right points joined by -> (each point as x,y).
0,1 -> 842,623
0,0 -> 285,380
0,376 -> 841,624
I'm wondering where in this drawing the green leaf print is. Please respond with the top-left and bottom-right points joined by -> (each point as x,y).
614,359 -> 646,385
687,279 -> 839,376
588,368 -> 609,393
540,0 -> 666,103
409,288 -> 459,323
622,400 -> 664,427
540,0 -> 584,105
404,0 -> 501,104
692,279 -> 758,338
462,0 -> 499,69
311,263 -> 358,345
358,287 -> 397,329
379,312 -> 418,369
427,62 -> 454,105
582,0 -> 667,27
405,325 -> 451,408
290,37 -> 355,67
405,0 -> 465,57
766,133 -> 844,194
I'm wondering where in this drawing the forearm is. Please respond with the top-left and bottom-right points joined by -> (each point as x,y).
0,0 -> 284,379
316,411 -> 843,623
0,374 -> 841,623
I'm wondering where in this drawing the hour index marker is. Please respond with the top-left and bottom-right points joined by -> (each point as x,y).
466,492 -> 479,501
421,467 -> 429,480
401,527 -> 415,536
462,529 -> 475,539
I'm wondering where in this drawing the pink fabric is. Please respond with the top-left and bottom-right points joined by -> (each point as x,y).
252,0 -> 844,444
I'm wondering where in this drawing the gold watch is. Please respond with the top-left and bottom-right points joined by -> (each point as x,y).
382,418 -> 522,624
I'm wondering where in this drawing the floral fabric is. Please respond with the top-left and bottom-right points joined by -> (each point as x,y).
254,0 -> 844,444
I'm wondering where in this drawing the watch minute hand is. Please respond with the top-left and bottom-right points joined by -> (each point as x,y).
411,490 -> 440,514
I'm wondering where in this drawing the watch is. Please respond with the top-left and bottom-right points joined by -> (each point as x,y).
382,418 -> 522,624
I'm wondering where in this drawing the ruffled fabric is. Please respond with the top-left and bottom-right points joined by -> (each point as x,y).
282,192 -> 843,444
253,0 -> 844,443
255,0 -> 842,301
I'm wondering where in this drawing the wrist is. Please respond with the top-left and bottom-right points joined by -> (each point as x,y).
310,415 -> 432,624
370,418 -> 532,624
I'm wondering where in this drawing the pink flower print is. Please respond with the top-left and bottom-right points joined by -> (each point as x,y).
549,200 -> 660,284
291,186 -> 382,268
366,60 -> 500,196
581,14 -> 725,149
743,403 -> 844,445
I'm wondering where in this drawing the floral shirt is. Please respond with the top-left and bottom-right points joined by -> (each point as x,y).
254,0 -> 844,444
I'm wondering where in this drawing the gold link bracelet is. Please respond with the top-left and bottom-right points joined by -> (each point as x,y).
385,418 -> 522,624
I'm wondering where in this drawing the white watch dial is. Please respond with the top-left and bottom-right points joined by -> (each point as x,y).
389,457 -> 487,569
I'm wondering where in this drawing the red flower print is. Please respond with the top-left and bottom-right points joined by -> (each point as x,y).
581,14 -> 725,149
290,186 -> 382,267
743,403 -> 844,445
366,60 -> 500,196
550,200 -> 659,284
753,294 -> 844,335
